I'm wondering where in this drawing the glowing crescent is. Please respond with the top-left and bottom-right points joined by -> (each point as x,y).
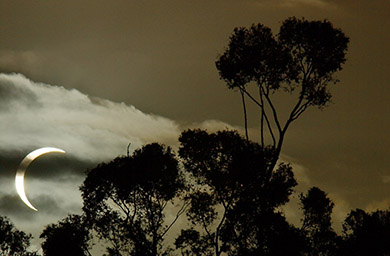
15,147 -> 65,211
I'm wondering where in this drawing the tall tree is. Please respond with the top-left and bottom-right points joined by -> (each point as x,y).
0,216 -> 38,256
40,214 -> 92,256
80,143 -> 186,256
216,17 -> 349,166
175,129 -> 301,255
300,187 -> 339,255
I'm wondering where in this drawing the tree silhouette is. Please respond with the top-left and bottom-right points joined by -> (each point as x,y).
341,208 -> 390,255
176,129 -> 301,255
43,17 -> 355,256
40,214 -> 92,256
300,187 -> 339,255
216,17 -> 349,166
0,215 -> 38,256
80,143 -> 186,256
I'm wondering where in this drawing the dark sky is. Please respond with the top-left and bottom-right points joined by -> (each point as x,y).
0,0 -> 389,253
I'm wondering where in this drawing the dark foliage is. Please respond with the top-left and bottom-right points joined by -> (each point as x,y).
340,208 -> 390,255
0,215 -> 38,256
176,129 -> 301,255
40,214 -> 92,256
80,143 -> 186,256
216,17 -> 349,163
175,228 -> 214,256
300,187 -> 339,255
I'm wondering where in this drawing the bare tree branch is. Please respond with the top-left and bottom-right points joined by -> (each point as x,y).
161,201 -> 190,238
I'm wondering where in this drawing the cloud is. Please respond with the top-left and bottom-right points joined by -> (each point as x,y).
0,72 -> 238,229
187,119 -> 236,132
277,155 -> 312,228
0,194 -> 31,218
0,50 -> 41,73
0,72 -> 253,179
254,0 -> 336,9
329,193 -> 351,232
0,193 -> 66,219
0,175 -> 85,252
279,154 -> 312,188
0,73 -> 182,163
0,174 -> 82,216
382,175 -> 390,184
0,73 -> 188,248
276,157 -> 352,233
282,0 -> 329,8
365,198 -> 390,212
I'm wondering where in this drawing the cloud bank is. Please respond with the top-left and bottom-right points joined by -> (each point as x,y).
0,73 -> 245,252
0,73 -> 196,249
0,73 -> 182,163
0,73 -> 237,214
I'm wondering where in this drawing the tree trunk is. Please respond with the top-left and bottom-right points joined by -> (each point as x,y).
240,89 -> 249,141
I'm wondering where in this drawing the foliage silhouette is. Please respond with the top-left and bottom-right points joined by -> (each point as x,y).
300,187 -> 339,255
176,129 -> 301,255
40,214 -> 92,256
175,228 -> 214,256
0,215 -> 38,256
80,143 -> 186,256
32,16 -> 390,256
216,17 -> 349,165
340,208 -> 390,255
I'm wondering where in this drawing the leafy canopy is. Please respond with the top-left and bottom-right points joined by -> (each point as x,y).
216,17 -> 349,155
40,214 -> 92,256
80,143 -> 185,256
176,129 -> 299,255
0,216 -> 38,256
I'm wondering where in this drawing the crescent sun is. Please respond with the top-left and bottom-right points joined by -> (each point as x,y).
15,147 -> 66,211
